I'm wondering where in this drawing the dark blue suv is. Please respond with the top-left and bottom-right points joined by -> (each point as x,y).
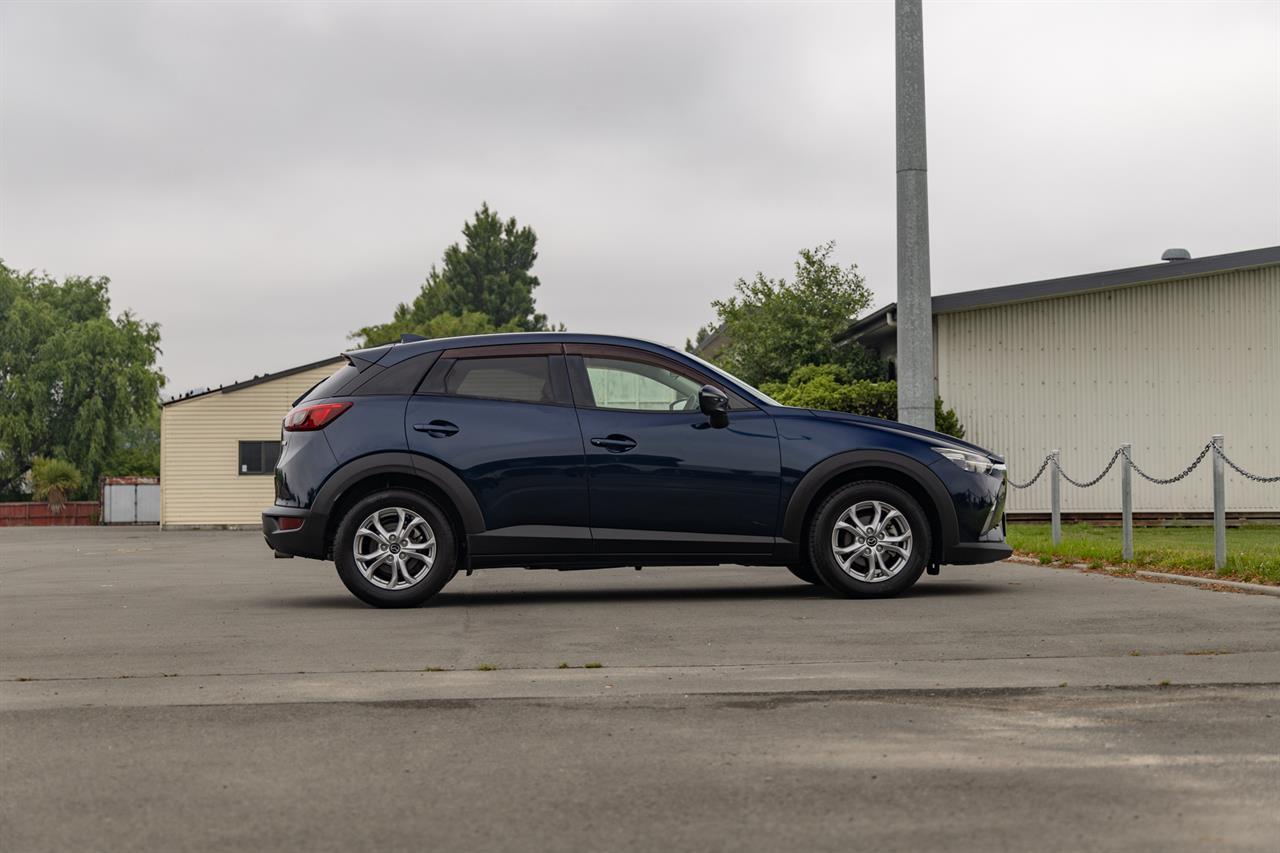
263,333 -> 1010,607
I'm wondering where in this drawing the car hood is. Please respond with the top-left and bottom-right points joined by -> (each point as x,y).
806,409 -> 1004,463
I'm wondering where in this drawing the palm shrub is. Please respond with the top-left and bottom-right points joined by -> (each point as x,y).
760,364 -> 965,439
31,457 -> 83,514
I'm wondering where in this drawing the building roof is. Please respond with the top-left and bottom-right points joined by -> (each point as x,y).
837,245 -> 1280,344
162,355 -> 345,406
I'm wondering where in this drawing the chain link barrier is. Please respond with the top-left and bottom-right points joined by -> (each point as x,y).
1008,441 -> 1276,489
1213,444 -> 1280,483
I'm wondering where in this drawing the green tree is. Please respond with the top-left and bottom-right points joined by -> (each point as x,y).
694,243 -> 879,386
355,204 -> 554,347
0,262 -> 164,498
31,456 -> 82,514
760,363 -> 965,439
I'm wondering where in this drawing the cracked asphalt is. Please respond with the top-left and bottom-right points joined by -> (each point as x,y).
3,527 -> 1278,852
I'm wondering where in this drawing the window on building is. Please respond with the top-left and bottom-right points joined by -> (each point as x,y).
443,357 -> 554,404
239,441 -> 282,475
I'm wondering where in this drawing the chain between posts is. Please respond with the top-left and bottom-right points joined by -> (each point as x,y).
1005,441 -> 1278,490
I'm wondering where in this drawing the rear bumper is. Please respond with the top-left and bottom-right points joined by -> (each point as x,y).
943,541 -> 1013,565
262,507 -> 328,560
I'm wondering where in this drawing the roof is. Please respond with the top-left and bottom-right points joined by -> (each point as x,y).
838,245 -> 1280,344
162,355 -> 345,406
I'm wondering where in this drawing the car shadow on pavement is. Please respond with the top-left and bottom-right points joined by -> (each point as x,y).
269,580 -> 1007,610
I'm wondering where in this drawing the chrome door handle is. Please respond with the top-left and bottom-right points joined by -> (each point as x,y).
414,420 -> 459,437
590,435 -> 637,452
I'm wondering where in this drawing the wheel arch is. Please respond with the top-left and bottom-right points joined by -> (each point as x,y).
313,452 -> 485,559
782,451 -> 958,563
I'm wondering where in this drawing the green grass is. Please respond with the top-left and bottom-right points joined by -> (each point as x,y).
1006,522 -> 1280,585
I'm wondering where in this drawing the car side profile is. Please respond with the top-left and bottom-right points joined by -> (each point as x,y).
262,333 -> 1011,607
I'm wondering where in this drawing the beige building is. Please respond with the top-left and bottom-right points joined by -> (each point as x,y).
160,357 -> 343,528
842,246 -> 1280,516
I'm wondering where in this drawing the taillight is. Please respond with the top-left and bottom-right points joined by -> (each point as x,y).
283,401 -> 352,432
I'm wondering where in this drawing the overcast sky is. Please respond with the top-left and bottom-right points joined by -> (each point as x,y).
2,0 -> 1277,394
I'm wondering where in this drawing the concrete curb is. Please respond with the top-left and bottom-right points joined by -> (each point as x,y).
1007,556 -> 1279,597
1134,570 -> 1280,597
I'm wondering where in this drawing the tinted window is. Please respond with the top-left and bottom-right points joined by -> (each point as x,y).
351,352 -> 439,396
302,363 -> 360,402
239,440 -> 281,475
582,357 -> 702,411
444,356 -> 553,404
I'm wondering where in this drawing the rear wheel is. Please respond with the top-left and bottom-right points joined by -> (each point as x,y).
807,481 -> 930,598
334,489 -> 457,608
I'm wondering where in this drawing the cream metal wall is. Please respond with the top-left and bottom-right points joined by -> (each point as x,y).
936,266 -> 1279,513
160,361 -> 342,528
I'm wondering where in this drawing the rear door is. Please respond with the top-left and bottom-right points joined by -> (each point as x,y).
404,344 -> 591,559
566,345 -> 780,557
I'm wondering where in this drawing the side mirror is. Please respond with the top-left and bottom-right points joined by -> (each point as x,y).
698,385 -> 730,429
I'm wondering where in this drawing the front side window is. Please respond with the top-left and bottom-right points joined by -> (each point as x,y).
444,356 -> 553,404
582,357 -> 704,411
239,440 -> 281,475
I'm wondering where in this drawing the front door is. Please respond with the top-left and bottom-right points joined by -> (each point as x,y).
567,347 -> 780,557
405,345 -> 590,560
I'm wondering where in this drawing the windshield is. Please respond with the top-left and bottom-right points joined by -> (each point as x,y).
681,351 -> 782,407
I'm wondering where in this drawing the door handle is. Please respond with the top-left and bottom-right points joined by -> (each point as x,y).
590,434 -> 637,453
414,420 -> 459,438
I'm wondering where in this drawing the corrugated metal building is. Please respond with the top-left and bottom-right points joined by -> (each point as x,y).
842,247 -> 1279,515
160,357 -> 342,528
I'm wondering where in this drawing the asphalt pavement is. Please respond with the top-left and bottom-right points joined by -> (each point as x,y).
2,527 -> 1278,852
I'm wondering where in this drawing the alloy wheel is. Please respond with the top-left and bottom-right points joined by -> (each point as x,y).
353,507 -> 436,590
829,499 -> 913,583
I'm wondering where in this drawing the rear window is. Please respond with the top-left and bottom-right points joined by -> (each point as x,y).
301,364 -> 360,402
444,356 -> 553,404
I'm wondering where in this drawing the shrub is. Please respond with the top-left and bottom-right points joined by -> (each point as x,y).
31,457 -> 83,514
760,364 -> 965,439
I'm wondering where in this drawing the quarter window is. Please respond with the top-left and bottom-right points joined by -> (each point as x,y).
444,356 -> 554,404
582,357 -> 704,411
239,440 -> 281,475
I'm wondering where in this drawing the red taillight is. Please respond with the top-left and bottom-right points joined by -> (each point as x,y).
277,516 -> 304,531
283,401 -> 351,432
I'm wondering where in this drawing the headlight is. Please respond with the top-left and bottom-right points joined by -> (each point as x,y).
933,446 -> 995,475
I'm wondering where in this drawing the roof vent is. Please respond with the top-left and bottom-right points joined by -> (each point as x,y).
1161,248 -> 1191,262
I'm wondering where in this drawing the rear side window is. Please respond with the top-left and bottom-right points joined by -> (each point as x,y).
301,364 -> 360,402
443,356 -> 553,404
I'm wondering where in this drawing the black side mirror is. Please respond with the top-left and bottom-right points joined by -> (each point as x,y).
698,385 -> 730,429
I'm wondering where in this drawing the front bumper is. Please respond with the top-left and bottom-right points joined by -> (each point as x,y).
262,507 -> 328,560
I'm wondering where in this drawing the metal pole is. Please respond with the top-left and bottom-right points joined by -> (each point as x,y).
1121,443 -> 1133,561
1212,434 -> 1225,570
895,0 -> 935,430
1050,449 -> 1061,546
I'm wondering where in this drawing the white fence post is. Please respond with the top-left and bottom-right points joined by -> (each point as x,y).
1212,434 -> 1226,570
1050,449 -> 1061,546
1121,443 -> 1133,561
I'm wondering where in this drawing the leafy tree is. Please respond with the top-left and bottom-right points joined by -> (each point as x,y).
104,405 -> 161,477
760,363 -> 965,439
31,456 -> 82,514
0,262 -> 164,498
695,243 -> 879,386
355,204 -> 554,347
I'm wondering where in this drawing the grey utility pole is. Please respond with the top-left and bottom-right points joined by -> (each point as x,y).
895,0 -> 935,430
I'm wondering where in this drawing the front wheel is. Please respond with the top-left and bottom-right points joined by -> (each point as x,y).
807,481 -> 931,598
334,490 -> 458,608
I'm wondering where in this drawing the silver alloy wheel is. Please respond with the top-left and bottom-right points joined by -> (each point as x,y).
353,507 -> 436,590
830,499 -> 913,583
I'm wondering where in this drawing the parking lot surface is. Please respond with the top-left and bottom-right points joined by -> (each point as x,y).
3,527 -> 1278,852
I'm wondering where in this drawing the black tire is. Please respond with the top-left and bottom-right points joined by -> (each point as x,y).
786,560 -> 823,586
334,489 -> 458,608
807,481 -> 931,598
